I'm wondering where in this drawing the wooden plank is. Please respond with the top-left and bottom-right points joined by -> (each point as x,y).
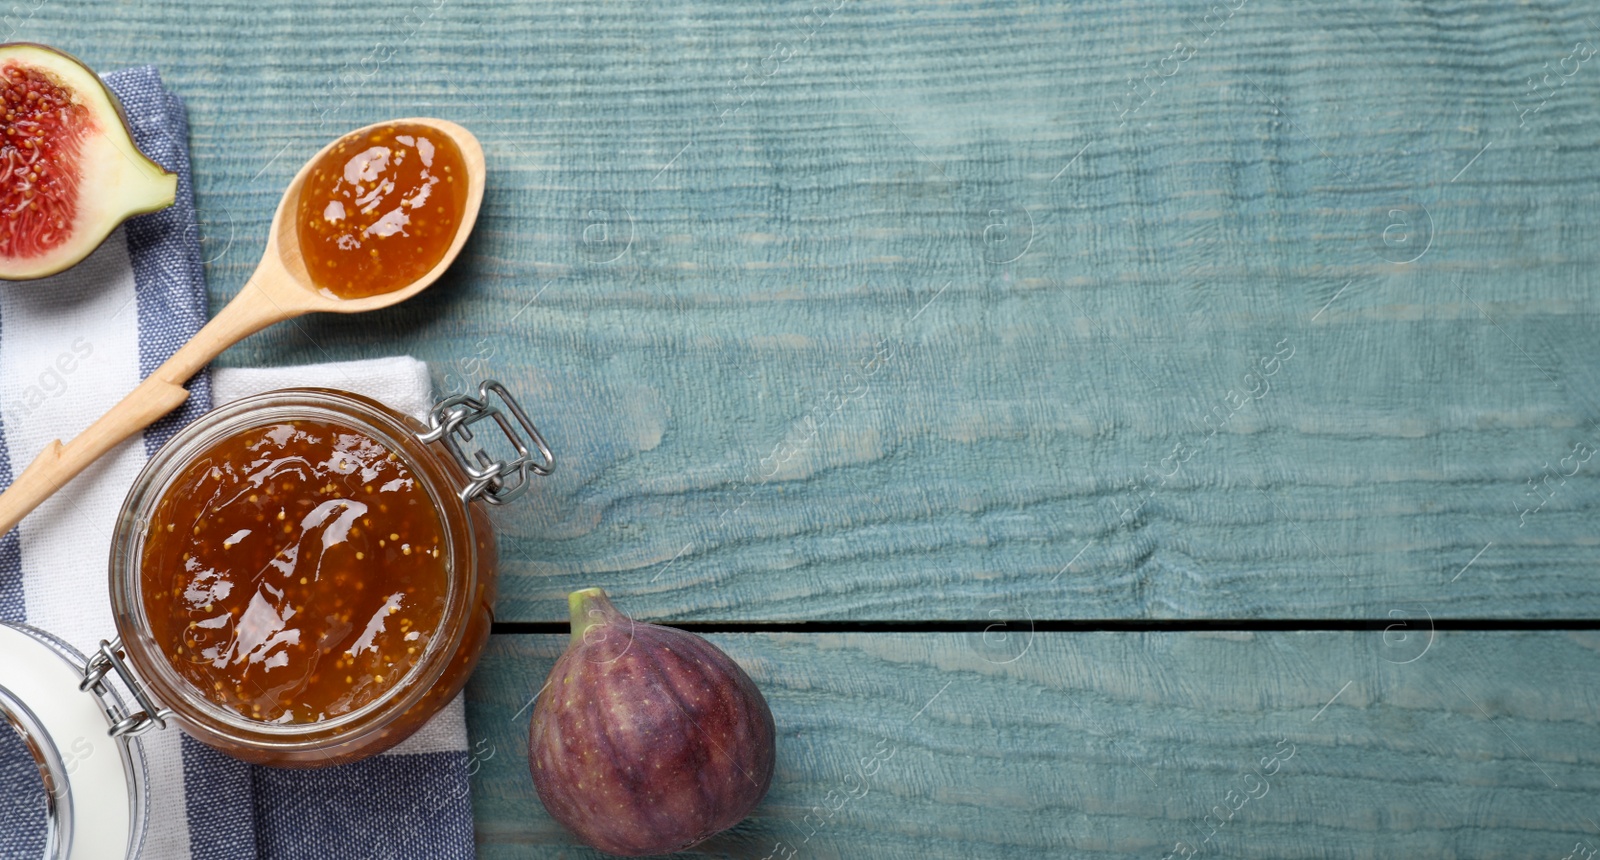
26,0 -> 1600,618
467,631 -> 1600,858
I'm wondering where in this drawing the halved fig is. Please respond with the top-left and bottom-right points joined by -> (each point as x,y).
0,43 -> 176,280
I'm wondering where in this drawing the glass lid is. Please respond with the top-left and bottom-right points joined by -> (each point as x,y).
0,623 -> 147,860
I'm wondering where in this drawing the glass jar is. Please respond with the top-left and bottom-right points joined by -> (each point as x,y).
0,381 -> 551,859
101,380 -> 550,767
0,622 -> 150,859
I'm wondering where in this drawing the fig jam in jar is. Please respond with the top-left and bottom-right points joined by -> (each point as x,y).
139,418 -> 451,726
106,381 -> 551,767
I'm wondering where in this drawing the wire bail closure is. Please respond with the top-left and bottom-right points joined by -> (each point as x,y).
419,379 -> 555,505
80,637 -> 173,738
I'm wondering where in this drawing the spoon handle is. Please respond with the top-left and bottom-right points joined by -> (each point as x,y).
0,375 -> 192,534
0,271 -> 302,535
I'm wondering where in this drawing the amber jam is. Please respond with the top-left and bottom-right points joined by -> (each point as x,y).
295,122 -> 467,299
111,387 -> 524,767
139,418 -> 449,724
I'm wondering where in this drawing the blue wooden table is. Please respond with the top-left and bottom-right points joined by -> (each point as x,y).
41,0 -> 1600,855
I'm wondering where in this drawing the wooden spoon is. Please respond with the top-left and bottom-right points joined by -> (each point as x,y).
0,117 -> 485,535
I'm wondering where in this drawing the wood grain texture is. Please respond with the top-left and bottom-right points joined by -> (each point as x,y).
26,0 -> 1600,619
466,631 -> 1600,858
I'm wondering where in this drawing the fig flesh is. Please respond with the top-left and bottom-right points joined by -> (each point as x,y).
0,43 -> 176,280
530,588 -> 776,856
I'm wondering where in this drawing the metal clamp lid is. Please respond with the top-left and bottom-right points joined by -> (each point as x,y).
418,379 -> 555,505
79,638 -> 172,740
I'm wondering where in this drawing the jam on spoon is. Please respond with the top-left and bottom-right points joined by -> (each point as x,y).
295,122 -> 468,298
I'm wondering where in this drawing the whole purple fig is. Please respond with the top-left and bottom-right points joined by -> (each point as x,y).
529,587 -> 777,856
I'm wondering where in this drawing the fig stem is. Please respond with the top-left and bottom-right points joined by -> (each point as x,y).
568,587 -> 619,646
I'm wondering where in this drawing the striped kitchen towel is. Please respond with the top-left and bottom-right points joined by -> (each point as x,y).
0,68 -> 474,859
